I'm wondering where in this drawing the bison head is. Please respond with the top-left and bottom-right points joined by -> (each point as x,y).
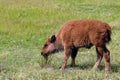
41,35 -> 56,59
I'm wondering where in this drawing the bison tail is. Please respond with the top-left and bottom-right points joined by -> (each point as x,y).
105,25 -> 111,43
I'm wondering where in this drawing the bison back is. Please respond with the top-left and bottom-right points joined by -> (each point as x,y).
58,19 -> 111,47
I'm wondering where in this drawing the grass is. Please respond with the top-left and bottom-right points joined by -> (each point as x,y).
0,0 -> 120,80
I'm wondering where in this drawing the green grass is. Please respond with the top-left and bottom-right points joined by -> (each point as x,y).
0,0 -> 120,80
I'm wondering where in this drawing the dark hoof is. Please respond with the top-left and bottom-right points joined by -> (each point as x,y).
70,64 -> 75,67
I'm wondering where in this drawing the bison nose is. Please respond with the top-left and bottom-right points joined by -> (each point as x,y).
41,52 -> 48,56
41,52 -> 48,60
41,52 -> 44,55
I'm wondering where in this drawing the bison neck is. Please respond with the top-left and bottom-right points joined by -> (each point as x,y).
55,40 -> 64,51
55,34 -> 64,51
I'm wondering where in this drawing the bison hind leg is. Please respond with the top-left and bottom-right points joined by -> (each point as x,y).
93,47 -> 103,70
93,45 -> 110,73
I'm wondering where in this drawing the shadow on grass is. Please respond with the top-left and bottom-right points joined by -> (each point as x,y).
65,63 -> 94,70
64,63 -> 120,72
98,64 -> 120,72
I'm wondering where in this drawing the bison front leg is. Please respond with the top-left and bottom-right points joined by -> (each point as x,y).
70,47 -> 78,67
61,47 -> 71,70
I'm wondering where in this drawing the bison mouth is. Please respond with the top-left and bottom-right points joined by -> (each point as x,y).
41,52 -> 48,61
41,50 -> 57,61
41,49 -> 63,61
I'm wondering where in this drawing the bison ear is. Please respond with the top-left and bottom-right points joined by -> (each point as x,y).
50,35 -> 56,43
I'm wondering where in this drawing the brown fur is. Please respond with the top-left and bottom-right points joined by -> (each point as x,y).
41,19 -> 111,73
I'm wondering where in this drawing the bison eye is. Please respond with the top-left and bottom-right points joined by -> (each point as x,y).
44,44 -> 48,48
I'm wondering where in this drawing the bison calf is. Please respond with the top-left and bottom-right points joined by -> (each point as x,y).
41,19 -> 111,73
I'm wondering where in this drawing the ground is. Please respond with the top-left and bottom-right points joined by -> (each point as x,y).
0,0 -> 120,80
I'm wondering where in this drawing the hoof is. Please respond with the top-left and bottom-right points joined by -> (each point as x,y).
70,64 -> 75,67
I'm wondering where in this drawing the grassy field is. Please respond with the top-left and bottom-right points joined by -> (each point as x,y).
0,0 -> 120,80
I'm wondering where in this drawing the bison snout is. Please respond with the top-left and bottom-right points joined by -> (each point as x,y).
41,52 -> 46,56
41,52 -> 48,57
41,52 -> 48,61
41,52 -> 44,55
